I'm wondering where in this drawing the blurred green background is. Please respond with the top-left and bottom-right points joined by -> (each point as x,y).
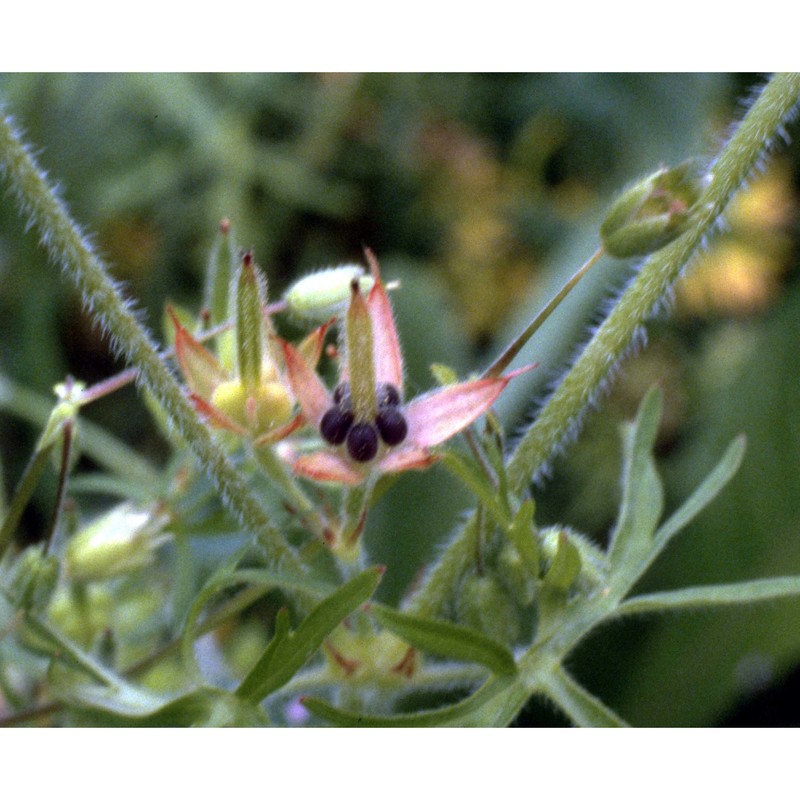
1,73 -> 799,726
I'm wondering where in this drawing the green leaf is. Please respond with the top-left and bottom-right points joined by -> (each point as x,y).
235,566 -> 382,704
607,386 -> 664,574
616,576 -> 800,616
372,604 -> 517,676
180,548 -> 335,680
302,675 -> 527,727
652,434 -> 746,558
539,664 -> 629,727
52,667 -> 266,727
0,439 -> 54,556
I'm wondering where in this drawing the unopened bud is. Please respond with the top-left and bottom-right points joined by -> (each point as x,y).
540,527 -> 582,592
600,161 -> 702,258
66,502 -> 170,582
284,265 -> 375,323
456,573 -> 520,646
10,545 -> 59,610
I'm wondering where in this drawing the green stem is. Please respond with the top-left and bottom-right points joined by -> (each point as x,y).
410,72 -> 800,618
507,72 -> 800,492
0,113 -> 304,580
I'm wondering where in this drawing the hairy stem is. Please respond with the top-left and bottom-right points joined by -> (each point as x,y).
409,72 -> 800,617
0,113 -> 305,579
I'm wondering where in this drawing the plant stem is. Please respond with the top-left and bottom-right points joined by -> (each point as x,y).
409,72 -> 800,618
507,72 -> 800,492
0,113 -> 305,580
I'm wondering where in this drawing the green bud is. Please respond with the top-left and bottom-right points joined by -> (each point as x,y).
46,583 -> 113,648
496,543 -> 536,607
456,573 -> 520,646
507,499 -> 539,578
65,502 -> 170,583
284,265 -> 375,323
600,161 -> 702,258
9,545 -> 60,610
540,527 -> 582,592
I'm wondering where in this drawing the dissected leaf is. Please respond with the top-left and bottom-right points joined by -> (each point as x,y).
617,576 -> 800,616
372,604 -> 517,676
539,664 -> 629,727
53,666 -> 266,727
236,566 -> 382,704
302,675 -> 525,727
607,387 -> 665,574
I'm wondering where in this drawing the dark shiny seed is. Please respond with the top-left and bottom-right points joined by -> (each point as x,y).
332,382 -> 351,406
346,422 -> 379,462
320,407 -> 354,445
375,408 -> 408,446
376,382 -> 401,407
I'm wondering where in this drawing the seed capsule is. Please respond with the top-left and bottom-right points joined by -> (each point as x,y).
320,407 -> 354,445
346,422 -> 379,462
375,407 -> 408,446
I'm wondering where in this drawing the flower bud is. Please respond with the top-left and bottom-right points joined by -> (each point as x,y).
65,502 -> 170,583
9,545 -> 59,610
284,265 -> 375,323
540,527 -> 582,592
600,161 -> 702,258
456,573 -> 520,646
211,378 -> 293,436
496,542 -> 536,607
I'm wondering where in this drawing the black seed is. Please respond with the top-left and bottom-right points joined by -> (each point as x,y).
346,422 -> 379,462
332,382 -> 351,407
320,407 -> 354,445
376,382 -> 401,407
375,407 -> 408,446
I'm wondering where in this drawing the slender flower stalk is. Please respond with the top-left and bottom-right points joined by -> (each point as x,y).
408,72 -> 800,618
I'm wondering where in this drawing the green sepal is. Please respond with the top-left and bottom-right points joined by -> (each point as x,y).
541,529 -> 582,592
372,603 -> 517,676
600,160 -> 702,258
235,566 -> 382,704
161,301 -> 196,348
235,255 -> 267,390
203,219 -> 237,330
508,499 -> 539,578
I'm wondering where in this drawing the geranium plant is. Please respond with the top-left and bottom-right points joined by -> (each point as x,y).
1,73 -> 800,727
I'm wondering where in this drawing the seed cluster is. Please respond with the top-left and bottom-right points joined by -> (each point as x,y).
320,381 -> 408,462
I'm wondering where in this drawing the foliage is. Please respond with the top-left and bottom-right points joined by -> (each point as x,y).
1,73 -> 800,727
